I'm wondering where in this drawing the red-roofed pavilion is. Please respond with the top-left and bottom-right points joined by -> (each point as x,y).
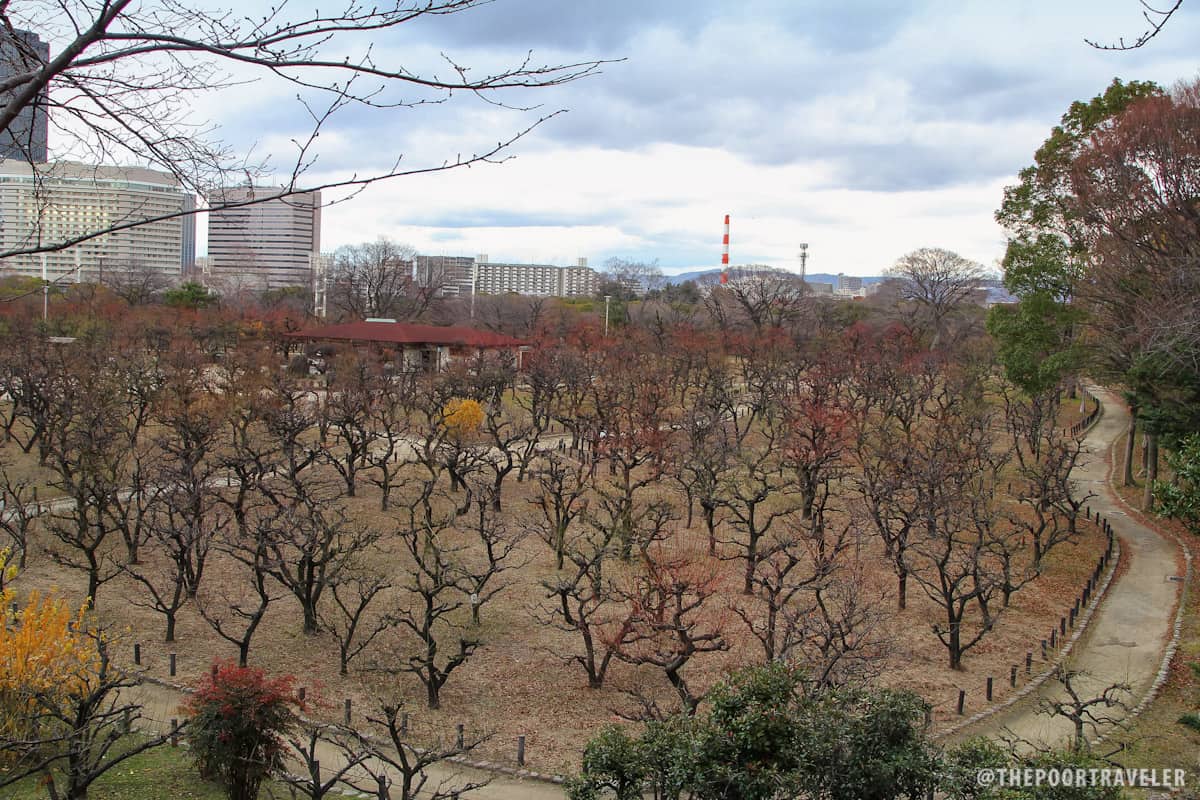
285,319 -> 527,371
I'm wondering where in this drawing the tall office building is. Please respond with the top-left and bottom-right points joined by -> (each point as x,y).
0,29 -> 49,163
413,254 -> 474,297
206,187 -> 321,290
0,160 -> 195,280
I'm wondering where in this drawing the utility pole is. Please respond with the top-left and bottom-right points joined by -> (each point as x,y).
604,294 -> 612,337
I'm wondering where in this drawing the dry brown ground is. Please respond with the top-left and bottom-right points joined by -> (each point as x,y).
7,450 -> 1108,777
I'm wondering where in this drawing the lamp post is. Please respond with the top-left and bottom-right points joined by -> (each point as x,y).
470,259 -> 478,320
41,254 -> 48,322
603,294 -> 612,337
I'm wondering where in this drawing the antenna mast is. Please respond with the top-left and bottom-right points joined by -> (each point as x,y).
720,214 -> 730,285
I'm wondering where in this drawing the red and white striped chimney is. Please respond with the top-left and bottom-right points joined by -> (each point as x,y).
720,214 -> 730,285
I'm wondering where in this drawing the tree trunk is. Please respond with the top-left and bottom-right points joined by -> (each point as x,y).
896,565 -> 907,611
86,566 -> 99,610
303,602 -> 319,635
1123,418 -> 1136,486
165,612 -> 176,643
1143,432 -> 1159,511
948,622 -> 962,671
703,503 -> 717,556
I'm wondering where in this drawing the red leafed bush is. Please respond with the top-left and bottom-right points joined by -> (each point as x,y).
184,660 -> 302,800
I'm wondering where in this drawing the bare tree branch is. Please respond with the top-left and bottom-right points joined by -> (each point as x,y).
1085,0 -> 1184,49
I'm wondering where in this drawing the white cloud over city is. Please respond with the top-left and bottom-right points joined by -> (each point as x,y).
77,1 -> 1200,275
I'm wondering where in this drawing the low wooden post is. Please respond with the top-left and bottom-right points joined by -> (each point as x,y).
169,653 -> 176,677
298,687 -> 306,703
1026,652 -> 1033,674
170,720 -> 179,747
956,690 -> 965,715
1050,629 -> 1057,649
1010,665 -> 1018,688
1069,607 -> 1076,628
986,677 -> 993,702
344,698 -> 352,726
122,708 -> 132,734
517,735 -> 526,766
456,723 -> 464,750
133,643 -> 141,666
376,774 -> 389,800
1041,639 -> 1048,660
1060,617 -> 1067,636
401,712 -> 408,734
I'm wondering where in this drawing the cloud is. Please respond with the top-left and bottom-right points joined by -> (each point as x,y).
156,0 -> 1200,276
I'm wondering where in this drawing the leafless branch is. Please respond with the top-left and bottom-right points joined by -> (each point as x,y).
1085,0 -> 1184,49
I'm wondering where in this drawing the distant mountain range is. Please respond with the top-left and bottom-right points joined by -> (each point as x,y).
662,269 -> 1015,304
665,268 -> 888,285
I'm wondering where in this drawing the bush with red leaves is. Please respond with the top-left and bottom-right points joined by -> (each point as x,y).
184,660 -> 302,800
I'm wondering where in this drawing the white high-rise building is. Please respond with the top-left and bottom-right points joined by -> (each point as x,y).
206,187 -> 321,291
414,253 -> 599,298
0,160 -> 195,281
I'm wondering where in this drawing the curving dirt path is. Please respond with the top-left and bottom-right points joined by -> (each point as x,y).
951,386 -> 1184,749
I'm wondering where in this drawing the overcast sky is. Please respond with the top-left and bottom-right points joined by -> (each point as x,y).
156,1 -> 1200,275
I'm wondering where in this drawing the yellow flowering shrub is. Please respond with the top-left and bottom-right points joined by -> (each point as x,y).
443,398 -> 484,438
0,549 -> 101,745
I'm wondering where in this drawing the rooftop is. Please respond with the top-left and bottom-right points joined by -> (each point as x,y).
286,320 -> 525,348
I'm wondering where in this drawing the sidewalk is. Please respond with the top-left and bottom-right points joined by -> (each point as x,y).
951,387 -> 1184,748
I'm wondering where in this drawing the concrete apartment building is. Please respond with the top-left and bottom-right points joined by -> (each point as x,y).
0,160 -> 195,281
837,273 -> 864,294
206,187 -> 321,291
0,29 -> 48,163
414,254 -> 599,298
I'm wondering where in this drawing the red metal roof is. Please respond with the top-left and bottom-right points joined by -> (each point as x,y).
286,321 -> 525,348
